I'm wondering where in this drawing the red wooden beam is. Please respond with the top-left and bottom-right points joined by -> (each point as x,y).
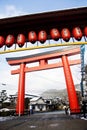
7,47 -> 80,65
11,59 -> 80,74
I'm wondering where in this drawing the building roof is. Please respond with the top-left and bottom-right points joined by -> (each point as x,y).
0,7 -> 87,37
3,98 -> 10,103
30,97 -> 46,105
30,97 -> 43,102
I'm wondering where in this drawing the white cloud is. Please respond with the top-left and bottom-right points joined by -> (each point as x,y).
0,5 -> 26,18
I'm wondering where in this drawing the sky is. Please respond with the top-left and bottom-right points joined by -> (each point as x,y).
0,0 -> 87,96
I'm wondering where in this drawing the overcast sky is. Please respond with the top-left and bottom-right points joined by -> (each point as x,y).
0,0 -> 87,96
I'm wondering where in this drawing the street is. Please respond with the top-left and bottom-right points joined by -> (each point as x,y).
0,111 -> 87,130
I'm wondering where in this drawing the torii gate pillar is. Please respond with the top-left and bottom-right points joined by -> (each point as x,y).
16,63 -> 25,115
62,55 -> 80,113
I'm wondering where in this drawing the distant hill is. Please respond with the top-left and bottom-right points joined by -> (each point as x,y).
41,89 -> 68,100
41,84 -> 81,100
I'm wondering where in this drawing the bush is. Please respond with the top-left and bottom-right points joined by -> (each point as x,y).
0,110 -> 15,116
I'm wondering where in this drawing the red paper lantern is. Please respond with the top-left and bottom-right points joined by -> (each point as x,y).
38,30 -> 47,43
17,34 -> 25,47
5,35 -> 14,47
50,28 -> 60,41
84,26 -> 87,37
0,36 -> 5,48
72,27 -> 82,41
61,28 -> 71,42
28,31 -> 37,44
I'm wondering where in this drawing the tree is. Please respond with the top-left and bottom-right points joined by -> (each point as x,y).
85,65 -> 87,86
85,65 -> 87,74
0,90 -> 8,103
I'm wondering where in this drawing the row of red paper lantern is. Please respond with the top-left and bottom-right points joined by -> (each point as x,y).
0,26 -> 87,48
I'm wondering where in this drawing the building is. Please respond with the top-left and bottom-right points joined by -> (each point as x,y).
29,97 -> 47,112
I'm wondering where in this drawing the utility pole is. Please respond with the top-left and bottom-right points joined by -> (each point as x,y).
80,44 -> 85,97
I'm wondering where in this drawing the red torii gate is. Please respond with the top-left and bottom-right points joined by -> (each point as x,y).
6,46 -> 81,115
